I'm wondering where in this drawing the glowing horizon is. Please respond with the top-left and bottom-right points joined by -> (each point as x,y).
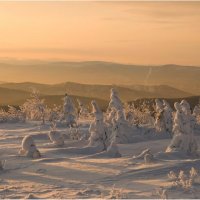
0,1 -> 200,66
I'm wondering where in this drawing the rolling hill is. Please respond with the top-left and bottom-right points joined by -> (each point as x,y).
0,61 -> 200,95
0,87 -> 30,105
0,82 -> 192,102
0,87 -> 108,110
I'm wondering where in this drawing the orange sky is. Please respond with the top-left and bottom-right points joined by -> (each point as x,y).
0,1 -> 200,65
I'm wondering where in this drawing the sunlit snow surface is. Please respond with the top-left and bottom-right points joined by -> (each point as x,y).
0,121 -> 200,199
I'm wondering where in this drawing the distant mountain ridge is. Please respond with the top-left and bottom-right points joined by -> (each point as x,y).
0,61 -> 200,95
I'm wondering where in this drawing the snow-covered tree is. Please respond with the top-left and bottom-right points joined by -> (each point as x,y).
19,135 -> 41,158
180,100 -> 196,135
163,100 -> 173,136
124,103 -> 135,125
166,102 -> 198,155
62,93 -> 76,127
106,108 -> 116,125
154,99 -> 165,133
88,100 -> 107,150
193,104 -> 200,127
77,99 -> 89,119
108,88 -> 123,112
106,88 -> 124,124
21,89 -> 47,124
91,100 -> 103,120
193,104 -> 200,118
111,110 -> 132,143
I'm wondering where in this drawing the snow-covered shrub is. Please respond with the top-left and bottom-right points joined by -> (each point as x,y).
189,167 -> 199,184
0,106 -> 25,123
109,185 -> 127,199
154,187 -> 168,200
125,102 -> 154,126
168,167 -> 199,192
168,170 -> 177,181
21,89 -> 48,124
48,122 -> 64,146
69,126 -> 80,140
49,104 -> 62,123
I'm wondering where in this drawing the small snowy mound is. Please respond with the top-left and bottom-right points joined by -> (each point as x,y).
132,148 -> 155,163
132,148 -> 151,160
19,135 -> 41,158
144,153 -> 154,164
48,130 -> 64,147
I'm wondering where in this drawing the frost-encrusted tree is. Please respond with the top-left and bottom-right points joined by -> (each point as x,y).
154,99 -> 165,133
106,88 -> 124,124
91,100 -> 103,121
163,100 -> 173,136
19,135 -> 41,158
106,108 -> 116,124
21,89 -> 47,124
193,104 -> 200,118
49,104 -> 62,123
48,122 -> 64,146
63,93 -> 76,127
88,100 -> 107,150
108,88 -> 123,112
193,104 -> 200,126
111,110 -> 131,143
124,103 -> 135,125
107,88 -> 134,143
181,100 -> 196,136
77,99 -> 89,119
166,101 -> 198,155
